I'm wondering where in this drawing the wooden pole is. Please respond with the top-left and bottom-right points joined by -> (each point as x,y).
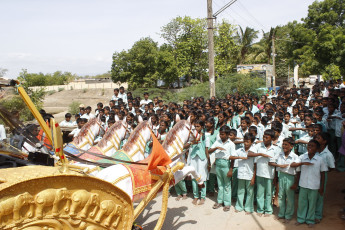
207,0 -> 215,98
272,34 -> 276,90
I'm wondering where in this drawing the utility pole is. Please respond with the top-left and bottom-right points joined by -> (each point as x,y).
272,34 -> 276,90
207,0 -> 237,98
207,0 -> 215,98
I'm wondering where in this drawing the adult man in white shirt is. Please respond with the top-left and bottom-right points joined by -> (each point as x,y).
118,86 -> 127,104
111,88 -> 120,105
81,106 -> 95,121
140,92 -> 152,109
59,113 -> 74,127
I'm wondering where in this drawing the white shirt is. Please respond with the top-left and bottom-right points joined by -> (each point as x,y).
111,94 -> 120,104
70,128 -> 81,137
140,99 -> 152,107
59,120 -> 74,127
81,113 -> 95,121
236,147 -> 256,180
298,134 -> 313,153
255,143 -> 279,179
297,153 -> 328,190
283,122 -> 294,138
118,92 -> 127,104
275,151 -> 300,175
318,146 -> 335,169
22,141 -> 38,154
210,138 -> 236,160
236,127 -> 248,148
250,105 -> 259,114
274,135 -> 285,151
0,125 -> 6,141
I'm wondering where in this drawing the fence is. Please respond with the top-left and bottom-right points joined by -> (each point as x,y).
29,82 -> 128,91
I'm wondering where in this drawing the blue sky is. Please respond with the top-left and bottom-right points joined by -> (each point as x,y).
0,0 -> 315,79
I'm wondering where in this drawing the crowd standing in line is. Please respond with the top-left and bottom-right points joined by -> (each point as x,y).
59,80 -> 345,227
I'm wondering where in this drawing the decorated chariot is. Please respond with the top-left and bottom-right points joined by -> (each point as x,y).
0,80 -> 204,229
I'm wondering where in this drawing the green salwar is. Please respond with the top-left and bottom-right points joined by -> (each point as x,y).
192,179 -> 206,199
174,180 -> 187,196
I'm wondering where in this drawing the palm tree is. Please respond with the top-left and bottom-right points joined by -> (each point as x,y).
248,27 -> 275,64
235,26 -> 259,64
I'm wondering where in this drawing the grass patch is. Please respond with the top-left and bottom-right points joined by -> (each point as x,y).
68,101 -> 81,115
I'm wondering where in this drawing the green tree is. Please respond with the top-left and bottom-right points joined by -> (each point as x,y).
248,28 -> 275,64
214,20 -> 238,76
285,0 -> 345,78
235,26 -> 259,64
156,44 -> 179,88
161,16 -> 208,84
111,37 -> 158,89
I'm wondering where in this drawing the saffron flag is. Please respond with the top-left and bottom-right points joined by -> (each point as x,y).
147,132 -> 172,171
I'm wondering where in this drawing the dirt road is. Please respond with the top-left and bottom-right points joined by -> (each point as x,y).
136,171 -> 345,230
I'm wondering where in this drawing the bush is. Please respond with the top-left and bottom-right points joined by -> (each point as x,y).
58,87 -> 64,92
1,96 -> 36,121
69,101 -> 81,115
82,89 -> 87,93
0,87 -> 46,122
129,73 -> 265,103
176,73 -> 265,100
47,90 -> 56,95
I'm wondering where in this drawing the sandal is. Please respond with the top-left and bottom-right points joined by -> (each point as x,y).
295,222 -> 303,226
182,194 -> 188,200
245,212 -> 252,215
264,214 -> 271,217
284,219 -> 291,224
198,199 -> 205,205
175,195 -> 182,201
315,219 -> 321,224
341,214 -> 345,220
192,198 -> 198,205
257,213 -> 263,217
213,203 -> 222,209
223,206 -> 230,212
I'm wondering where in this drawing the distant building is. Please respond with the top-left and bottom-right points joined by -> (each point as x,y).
236,64 -> 274,88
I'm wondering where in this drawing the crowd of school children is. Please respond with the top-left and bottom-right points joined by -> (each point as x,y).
59,82 -> 345,227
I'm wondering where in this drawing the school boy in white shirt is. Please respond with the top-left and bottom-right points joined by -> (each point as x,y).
208,125 -> 236,212
291,140 -> 328,227
247,129 -> 280,217
270,137 -> 300,223
230,133 -> 257,214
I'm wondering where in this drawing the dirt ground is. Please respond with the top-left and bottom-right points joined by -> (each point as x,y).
43,89 -> 115,122
135,171 -> 345,230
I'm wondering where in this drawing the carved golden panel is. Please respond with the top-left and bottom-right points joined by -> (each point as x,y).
0,166 -> 133,230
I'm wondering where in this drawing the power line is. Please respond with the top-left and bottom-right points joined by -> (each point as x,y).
236,0 -> 268,30
213,0 -> 237,17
